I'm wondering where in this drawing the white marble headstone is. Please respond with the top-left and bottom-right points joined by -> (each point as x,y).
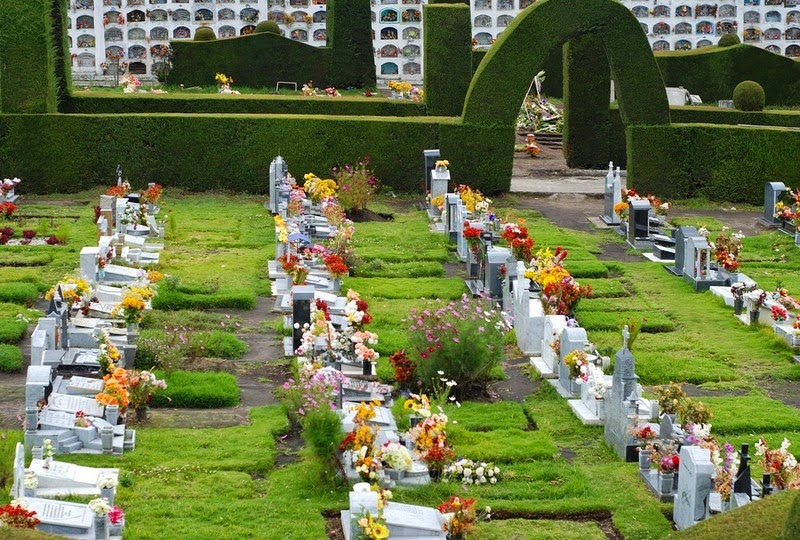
48,393 -> 105,418
674,446 -> 714,530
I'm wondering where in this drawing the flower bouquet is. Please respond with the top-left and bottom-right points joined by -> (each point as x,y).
380,442 -> 413,473
354,510 -> 389,540
713,227 -> 744,273
628,424 -> 658,448
755,437 -> 800,490
95,368 -> 131,412
127,370 -> 167,420
443,458 -> 500,486
437,496 -> 491,539
0,501 -> 41,529
422,439 -> 454,480
563,350 -> 589,381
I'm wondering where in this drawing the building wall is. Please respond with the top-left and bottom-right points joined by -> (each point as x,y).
67,0 -> 800,86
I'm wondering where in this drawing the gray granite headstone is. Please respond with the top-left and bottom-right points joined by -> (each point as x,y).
486,246 -> 510,301
423,149 -> 440,194
430,168 -> 449,201
269,156 -> 287,215
762,181 -> 787,226
26,365 -> 53,408
668,226 -> 698,276
604,340 -> 639,461
674,446 -> 714,530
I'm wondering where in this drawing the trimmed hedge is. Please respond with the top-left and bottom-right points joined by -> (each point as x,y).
655,44 -> 800,106
0,344 -> 24,373
438,121 -> 516,195
152,289 -> 257,311
0,0 -> 60,113
462,0 -> 669,127
563,33 -> 611,168
193,27 -> 216,41
785,492 -> 800,540
326,0 -> 376,88
61,94 -> 425,116
423,4 -> 472,116
627,123 -> 800,204
169,32 -> 331,89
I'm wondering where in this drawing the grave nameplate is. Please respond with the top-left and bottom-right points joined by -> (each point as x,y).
384,503 -> 445,536
674,446 -> 714,530
39,409 -> 77,430
292,286 -> 314,352
48,393 -> 105,418
66,376 -> 105,394
26,499 -> 94,529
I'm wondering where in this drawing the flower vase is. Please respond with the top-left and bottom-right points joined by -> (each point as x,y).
721,498 -> 731,513
106,404 -> 120,426
595,398 -> 606,420
94,514 -> 109,540
44,457 -> 52,469
135,405 -> 150,423
749,309 -> 760,324
98,268 -> 106,282
101,487 -> 115,507
127,322 -> 139,333
428,468 -> 442,482
659,472 -> 674,494
408,414 -> 421,428
638,449 -> 652,470
734,297 -> 744,316
362,360 -> 372,376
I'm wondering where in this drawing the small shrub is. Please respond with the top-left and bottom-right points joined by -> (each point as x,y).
301,407 -> 343,470
333,157 -> 379,211
194,26 -> 216,41
733,80 -> 766,112
255,20 -> 280,34
193,331 -> 248,359
0,344 -> 23,372
0,283 -> 38,305
167,211 -> 177,238
150,371 -> 240,408
0,320 -> 28,344
718,33 -> 741,47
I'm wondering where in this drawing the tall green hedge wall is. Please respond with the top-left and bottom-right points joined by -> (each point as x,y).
471,46 -> 563,98
627,123 -> 800,204
326,0 -> 376,88
563,34 -> 611,168
62,94 -> 425,116
656,44 -> 800,106
462,0 -> 669,127
0,114 -> 513,195
0,0 -> 61,113
423,4 -> 472,116
50,0 -> 71,103
168,33 -> 330,88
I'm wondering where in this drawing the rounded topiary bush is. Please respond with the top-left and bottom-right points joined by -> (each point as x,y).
194,27 -> 216,41
718,33 -> 741,47
255,20 -> 281,34
733,80 -> 766,111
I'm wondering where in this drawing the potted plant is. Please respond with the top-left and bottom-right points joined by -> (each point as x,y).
659,454 -> 679,494
745,288 -> 768,324
628,424 -> 658,470
730,281 -> 755,316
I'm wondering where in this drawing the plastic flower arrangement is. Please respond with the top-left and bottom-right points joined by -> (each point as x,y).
614,201 -> 629,220
660,454 -> 680,473
324,87 -> 341,97
324,252 -> 349,279
88,497 -> 112,516
443,458 -> 501,486
354,510 -> 389,540
713,227 -> 745,272
380,442 -> 413,472
303,173 -> 338,203
403,393 -> 431,418
437,496 -> 490,537
24,471 -> 38,490
463,223 -> 483,254
112,289 -> 147,325
108,506 -> 125,526
422,441 -> 454,473
526,247 -> 592,315
501,220 -> 534,262
214,72 -> 232,86
773,287 -> 800,311
0,201 -> 19,219
140,183 -> 163,205
75,410 -> 92,428
772,304 -> 788,322
755,437 -> 800,490
95,328 -> 122,375
127,370 -> 167,414
430,194 -> 445,210
288,184 -> 306,216
95,367 -> 131,410
0,177 -> 21,195
45,277 -> 92,308
745,288 -> 769,310
345,289 -> 374,330
0,502 -> 41,529
712,442 -> 739,502
106,181 -> 131,198
97,475 -> 118,490
353,331 -> 380,365
628,423 -> 658,448
353,446 -> 384,481
455,184 -> 486,213
563,350 -> 589,380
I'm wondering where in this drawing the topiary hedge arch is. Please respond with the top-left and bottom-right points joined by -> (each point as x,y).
462,0 -> 669,128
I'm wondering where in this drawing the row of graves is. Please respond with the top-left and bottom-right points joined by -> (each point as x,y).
267,156 -> 495,539
6,175 -> 169,538
422,156 -> 800,531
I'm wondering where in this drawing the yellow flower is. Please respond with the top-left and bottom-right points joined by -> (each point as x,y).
369,523 -> 389,539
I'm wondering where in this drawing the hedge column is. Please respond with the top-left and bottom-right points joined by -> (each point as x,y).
423,3 -> 472,116
326,0 -> 376,88
0,0 -> 61,113
563,34 -> 611,168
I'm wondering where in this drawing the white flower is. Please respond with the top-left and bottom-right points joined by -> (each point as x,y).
756,439 -> 768,456
476,466 -> 485,477
24,472 -> 38,489
490,477 -> 497,484
88,497 -> 111,517
493,467 -> 500,475
437,370 -> 445,375
463,468 -> 472,477
446,380 -> 457,387
97,475 -> 117,490
781,438 -> 791,452
784,454 -> 797,470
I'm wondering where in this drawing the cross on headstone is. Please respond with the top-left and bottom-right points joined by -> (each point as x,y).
733,443 -> 752,500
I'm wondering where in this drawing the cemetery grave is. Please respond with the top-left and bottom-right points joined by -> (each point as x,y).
1,167 -> 800,538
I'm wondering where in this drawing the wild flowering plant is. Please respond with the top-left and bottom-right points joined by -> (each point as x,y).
652,382 -> 687,415
127,370 -> 167,414
405,294 -> 509,391
281,363 -> 344,419
387,350 -> 416,386
333,158 -> 378,211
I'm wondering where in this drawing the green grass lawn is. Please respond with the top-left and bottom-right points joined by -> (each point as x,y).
2,192 -> 799,538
